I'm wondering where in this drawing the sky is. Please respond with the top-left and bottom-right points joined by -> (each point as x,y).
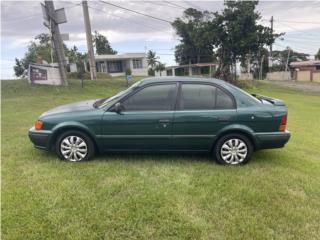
1,0 -> 320,79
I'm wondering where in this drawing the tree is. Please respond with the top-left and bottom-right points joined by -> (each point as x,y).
172,8 -> 214,65
13,33 -> 86,77
93,31 -> 117,55
146,50 -> 158,70
155,62 -> 166,76
272,48 -> 309,71
172,1 -> 282,82
13,58 -> 25,77
316,48 -> 320,60
211,1 -> 282,81
13,34 -> 53,77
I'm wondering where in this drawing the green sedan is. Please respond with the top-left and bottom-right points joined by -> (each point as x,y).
29,77 -> 290,165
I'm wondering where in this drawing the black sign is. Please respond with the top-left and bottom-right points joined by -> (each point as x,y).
30,66 -> 48,81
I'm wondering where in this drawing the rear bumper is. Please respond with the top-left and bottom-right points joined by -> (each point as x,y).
28,127 -> 52,150
254,131 -> 291,150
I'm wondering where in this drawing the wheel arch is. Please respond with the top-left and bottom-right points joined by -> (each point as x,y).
49,122 -> 100,153
211,125 -> 257,152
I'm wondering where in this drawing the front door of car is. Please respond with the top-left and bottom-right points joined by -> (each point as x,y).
101,83 -> 178,151
172,83 -> 237,151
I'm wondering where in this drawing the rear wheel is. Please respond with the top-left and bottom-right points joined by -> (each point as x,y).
214,133 -> 253,165
55,130 -> 95,162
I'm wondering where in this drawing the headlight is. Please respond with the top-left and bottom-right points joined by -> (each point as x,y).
35,120 -> 43,130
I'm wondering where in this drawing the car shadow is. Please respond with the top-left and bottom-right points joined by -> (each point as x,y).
32,147 -> 284,165
94,152 -> 213,164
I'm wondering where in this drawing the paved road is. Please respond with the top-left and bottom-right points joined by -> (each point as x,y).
264,80 -> 320,93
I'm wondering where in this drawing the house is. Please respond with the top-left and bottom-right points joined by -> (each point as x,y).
158,63 -> 218,77
93,53 -> 148,77
290,60 -> 320,82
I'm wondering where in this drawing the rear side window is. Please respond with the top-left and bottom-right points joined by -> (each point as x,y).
179,83 -> 234,110
121,84 -> 176,111
216,88 -> 234,109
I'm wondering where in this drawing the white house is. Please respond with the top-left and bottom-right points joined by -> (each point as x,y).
93,53 -> 148,77
157,63 -> 218,77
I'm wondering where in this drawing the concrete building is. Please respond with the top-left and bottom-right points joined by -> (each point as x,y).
290,60 -> 320,82
93,53 -> 148,77
158,63 -> 218,77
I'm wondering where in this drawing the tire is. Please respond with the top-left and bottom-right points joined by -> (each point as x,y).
55,130 -> 95,162
214,133 -> 253,165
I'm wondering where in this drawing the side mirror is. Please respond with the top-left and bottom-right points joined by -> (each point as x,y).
113,102 -> 123,114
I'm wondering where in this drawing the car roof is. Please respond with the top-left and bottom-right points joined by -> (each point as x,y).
138,76 -> 229,86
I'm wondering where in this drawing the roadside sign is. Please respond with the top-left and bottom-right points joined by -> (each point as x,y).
55,8 -> 67,24
126,75 -> 133,81
41,3 -> 50,27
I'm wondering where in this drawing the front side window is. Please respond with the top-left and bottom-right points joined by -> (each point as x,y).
122,84 -> 176,111
132,59 -> 143,69
179,83 -> 234,110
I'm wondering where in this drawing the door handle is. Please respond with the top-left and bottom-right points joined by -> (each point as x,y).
159,119 -> 171,123
217,117 -> 231,122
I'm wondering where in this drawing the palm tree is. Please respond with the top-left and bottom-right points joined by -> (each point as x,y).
146,50 -> 158,70
155,62 -> 166,76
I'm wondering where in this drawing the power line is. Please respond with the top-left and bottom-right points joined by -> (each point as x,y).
163,1 -> 187,10
3,3 -> 81,24
89,5 -> 169,34
184,1 -> 206,11
275,20 -> 320,25
274,42 -> 315,55
99,1 -> 172,24
146,1 -> 184,10
275,21 -> 320,38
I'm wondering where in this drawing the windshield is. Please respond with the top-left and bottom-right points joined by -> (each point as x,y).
93,81 -> 142,108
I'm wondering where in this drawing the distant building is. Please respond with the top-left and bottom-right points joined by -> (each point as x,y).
158,63 -> 218,77
92,53 -> 148,77
290,60 -> 320,82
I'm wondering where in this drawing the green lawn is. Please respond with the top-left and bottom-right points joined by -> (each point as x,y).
2,78 -> 320,240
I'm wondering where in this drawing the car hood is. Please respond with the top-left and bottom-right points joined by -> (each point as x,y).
40,99 -> 98,117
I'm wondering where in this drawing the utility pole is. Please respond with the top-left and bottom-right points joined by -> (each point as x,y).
45,1 -> 68,86
269,16 -> 274,71
82,1 -> 97,80
260,55 -> 264,80
285,48 -> 291,72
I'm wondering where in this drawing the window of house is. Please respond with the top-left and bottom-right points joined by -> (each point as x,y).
132,59 -> 143,69
122,84 -> 176,111
179,84 -> 234,110
108,61 -> 122,73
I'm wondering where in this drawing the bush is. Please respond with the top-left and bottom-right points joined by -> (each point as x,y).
97,72 -> 112,79
125,68 -> 132,76
148,68 -> 155,76
67,72 -> 90,80
67,72 -> 112,80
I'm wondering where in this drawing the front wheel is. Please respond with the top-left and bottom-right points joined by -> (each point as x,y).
214,133 -> 253,165
55,130 -> 95,162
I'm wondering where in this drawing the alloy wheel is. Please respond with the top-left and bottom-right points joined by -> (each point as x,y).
220,138 -> 248,164
60,135 -> 88,162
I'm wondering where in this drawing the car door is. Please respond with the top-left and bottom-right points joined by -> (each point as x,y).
101,83 -> 178,151
172,82 -> 237,151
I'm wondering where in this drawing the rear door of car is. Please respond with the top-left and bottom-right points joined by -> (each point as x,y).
101,83 -> 178,151
172,82 -> 237,151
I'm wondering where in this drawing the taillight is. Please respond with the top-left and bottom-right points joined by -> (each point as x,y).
279,115 -> 287,132
35,120 -> 43,130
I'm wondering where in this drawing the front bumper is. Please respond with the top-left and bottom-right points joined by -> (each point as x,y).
254,130 -> 291,150
28,127 -> 52,150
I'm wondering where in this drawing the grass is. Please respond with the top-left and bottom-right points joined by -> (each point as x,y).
1,78 -> 320,240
